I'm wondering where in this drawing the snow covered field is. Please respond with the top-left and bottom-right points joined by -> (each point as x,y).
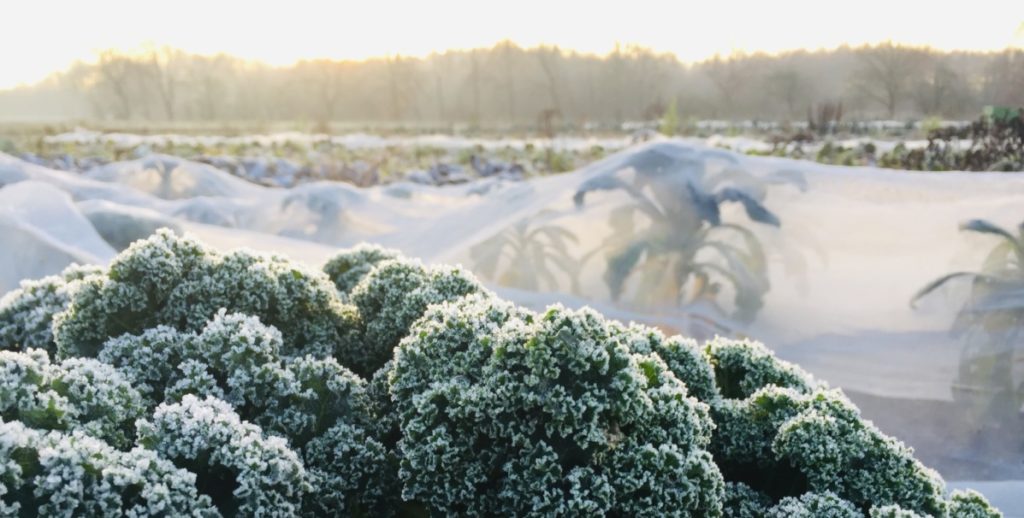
2,139 -> 1023,512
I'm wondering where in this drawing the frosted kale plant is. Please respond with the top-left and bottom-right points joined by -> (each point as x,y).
343,257 -> 484,377
323,242 -> 402,295
0,349 -> 144,449
0,419 -> 215,516
700,338 -> 1000,518
51,229 -> 361,360
0,264 -> 103,356
97,310 -> 398,515
137,395 -> 308,516
389,294 -> 723,515
0,231 -> 1005,516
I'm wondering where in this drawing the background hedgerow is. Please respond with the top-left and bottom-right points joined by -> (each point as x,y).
0,232 -> 1005,517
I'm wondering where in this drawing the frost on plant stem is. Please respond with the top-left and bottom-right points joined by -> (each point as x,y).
0,419 -> 215,516
343,257 -> 485,377
390,295 -> 724,516
0,263 -> 103,356
51,229 -> 361,360
323,243 -> 402,296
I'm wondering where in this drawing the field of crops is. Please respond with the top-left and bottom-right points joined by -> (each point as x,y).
1,135 -> 1022,515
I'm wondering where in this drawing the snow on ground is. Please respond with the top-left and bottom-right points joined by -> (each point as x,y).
2,139 -> 1024,501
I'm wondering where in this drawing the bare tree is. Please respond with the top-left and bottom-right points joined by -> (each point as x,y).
498,40 -> 518,122
429,53 -> 450,123
468,50 -> 482,124
704,53 -> 747,117
766,68 -> 807,120
535,45 -> 564,115
144,45 -> 185,121
603,44 -> 629,123
913,59 -> 966,116
852,42 -> 926,118
387,55 -> 403,121
188,56 -> 228,120
296,59 -> 347,130
386,55 -> 421,121
94,50 -> 142,119
983,49 -> 1024,107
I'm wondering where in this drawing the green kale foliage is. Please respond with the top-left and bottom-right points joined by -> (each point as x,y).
0,264 -> 103,356
0,231 -> 1004,517
323,242 -> 402,295
390,294 -> 722,515
51,229 -> 361,360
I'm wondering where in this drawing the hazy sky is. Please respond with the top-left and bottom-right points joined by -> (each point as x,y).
4,0 -> 1023,89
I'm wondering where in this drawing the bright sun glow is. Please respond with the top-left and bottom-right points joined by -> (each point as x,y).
3,0 -> 1023,90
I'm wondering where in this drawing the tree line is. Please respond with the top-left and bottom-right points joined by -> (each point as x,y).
2,41 -> 1023,127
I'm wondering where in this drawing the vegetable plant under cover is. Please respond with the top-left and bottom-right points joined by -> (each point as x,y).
0,230 -> 1002,517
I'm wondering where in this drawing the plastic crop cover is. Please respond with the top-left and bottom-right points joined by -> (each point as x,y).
1,140 -> 1023,510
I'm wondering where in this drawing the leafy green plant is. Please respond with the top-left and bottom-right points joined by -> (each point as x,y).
469,213 -> 584,293
882,115 -> 1024,172
0,232 -> 1004,517
389,295 -> 724,516
574,143 -> 803,323
0,264 -> 104,356
912,219 -> 1024,419
661,99 -> 680,136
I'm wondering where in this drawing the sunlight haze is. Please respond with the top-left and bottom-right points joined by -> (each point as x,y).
3,0 -> 1022,89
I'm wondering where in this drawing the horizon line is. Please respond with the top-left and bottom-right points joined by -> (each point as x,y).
5,38 -> 1023,92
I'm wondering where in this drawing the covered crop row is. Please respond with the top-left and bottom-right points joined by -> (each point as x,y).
0,231 -> 1001,516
